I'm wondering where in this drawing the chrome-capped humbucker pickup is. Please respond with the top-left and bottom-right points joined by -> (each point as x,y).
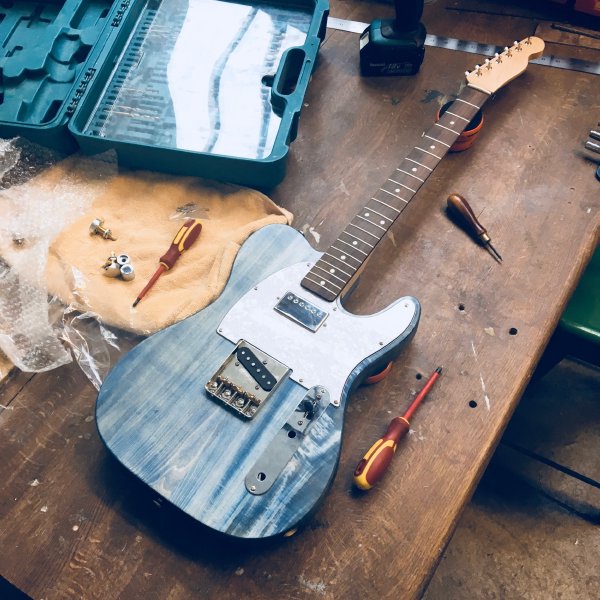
205,341 -> 290,419
274,291 -> 328,332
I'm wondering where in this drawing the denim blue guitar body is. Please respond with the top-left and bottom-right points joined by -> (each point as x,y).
96,224 -> 420,539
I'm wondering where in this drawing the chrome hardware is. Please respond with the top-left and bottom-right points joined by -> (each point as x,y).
120,263 -> 135,281
89,218 -> 117,241
205,340 -> 290,419
245,386 -> 330,494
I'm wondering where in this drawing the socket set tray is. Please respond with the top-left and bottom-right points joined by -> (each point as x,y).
0,0 -> 328,187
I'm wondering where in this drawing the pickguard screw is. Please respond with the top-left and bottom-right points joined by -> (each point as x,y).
250,485 -> 256,492
255,385 -> 260,390
89,218 -> 117,241
298,420 -> 303,426
379,341 -> 384,346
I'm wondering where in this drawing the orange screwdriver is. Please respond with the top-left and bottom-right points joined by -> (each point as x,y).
132,219 -> 202,307
353,366 -> 442,490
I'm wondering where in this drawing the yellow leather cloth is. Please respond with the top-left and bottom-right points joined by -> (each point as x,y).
48,169 -> 292,335
0,155 -> 292,378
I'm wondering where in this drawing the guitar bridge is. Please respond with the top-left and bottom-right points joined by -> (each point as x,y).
205,341 -> 290,419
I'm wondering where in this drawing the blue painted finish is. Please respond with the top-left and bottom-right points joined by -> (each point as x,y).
96,224 -> 420,538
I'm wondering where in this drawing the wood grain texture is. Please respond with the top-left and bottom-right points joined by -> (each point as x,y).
97,224 -> 419,538
1,1 -> 599,599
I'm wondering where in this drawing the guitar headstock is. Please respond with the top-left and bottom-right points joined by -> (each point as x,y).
465,37 -> 545,94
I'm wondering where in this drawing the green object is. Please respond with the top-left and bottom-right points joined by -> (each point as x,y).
561,244 -> 600,346
0,0 -> 329,188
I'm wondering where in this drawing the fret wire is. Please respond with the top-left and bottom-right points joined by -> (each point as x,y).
434,122 -> 460,135
339,233 -> 372,252
455,97 -> 480,109
406,157 -> 432,171
321,256 -> 354,276
357,214 -> 387,231
415,146 -> 442,159
397,168 -> 425,183
387,179 -> 416,194
304,273 -> 341,291
313,264 -> 347,284
379,187 -> 406,201
338,239 -> 369,255
331,245 -> 363,263
424,134 -> 450,148
364,207 -> 392,222
444,109 -> 469,122
372,196 -> 404,212
349,222 -> 380,240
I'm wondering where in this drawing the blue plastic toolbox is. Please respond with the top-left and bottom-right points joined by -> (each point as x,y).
0,0 -> 329,187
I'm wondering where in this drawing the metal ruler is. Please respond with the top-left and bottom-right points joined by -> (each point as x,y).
326,17 -> 600,76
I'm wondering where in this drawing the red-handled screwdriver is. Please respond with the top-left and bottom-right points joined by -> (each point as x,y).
132,219 -> 202,307
353,366 -> 442,490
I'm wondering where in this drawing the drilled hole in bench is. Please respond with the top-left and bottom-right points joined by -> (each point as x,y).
509,327 -> 518,335
416,373 -> 422,380
458,303 -> 465,311
469,400 -> 477,408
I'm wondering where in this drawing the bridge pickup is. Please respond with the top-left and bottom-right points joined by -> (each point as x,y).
205,341 -> 290,419
236,346 -> 276,391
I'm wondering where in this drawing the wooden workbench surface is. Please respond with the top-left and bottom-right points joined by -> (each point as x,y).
1,2 -> 599,599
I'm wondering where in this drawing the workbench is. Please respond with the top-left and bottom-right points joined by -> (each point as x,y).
1,1 -> 599,599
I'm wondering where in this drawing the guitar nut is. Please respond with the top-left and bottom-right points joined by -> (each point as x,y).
120,263 -> 135,281
102,262 -> 121,278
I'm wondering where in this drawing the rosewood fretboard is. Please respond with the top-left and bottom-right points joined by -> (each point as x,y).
301,85 -> 490,302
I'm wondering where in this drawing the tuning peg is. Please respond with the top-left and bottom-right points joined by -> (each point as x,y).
525,37 -> 532,45
485,58 -> 492,69
504,46 -> 512,57
465,70 -> 470,77
494,52 -> 502,63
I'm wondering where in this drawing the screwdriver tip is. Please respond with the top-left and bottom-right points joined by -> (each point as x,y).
435,366 -> 443,374
486,243 -> 503,264
132,298 -> 140,308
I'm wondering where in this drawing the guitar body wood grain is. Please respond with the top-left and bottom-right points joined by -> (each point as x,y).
96,224 -> 420,538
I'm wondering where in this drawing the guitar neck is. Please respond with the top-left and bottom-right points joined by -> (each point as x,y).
301,85 -> 491,302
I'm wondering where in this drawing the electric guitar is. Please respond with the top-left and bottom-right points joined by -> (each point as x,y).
96,38 -> 544,539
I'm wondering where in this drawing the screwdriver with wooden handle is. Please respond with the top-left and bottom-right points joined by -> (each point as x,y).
446,193 -> 502,263
353,366 -> 442,490
132,219 -> 202,307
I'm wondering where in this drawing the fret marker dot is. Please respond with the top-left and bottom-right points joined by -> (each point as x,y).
364,212 -> 370,217
329,268 -> 335,274
352,241 -> 357,245
395,188 -> 400,193
320,280 -> 325,285
411,167 -> 417,172
450,121 -> 455,125
430,145 -> 435,149
380,220 -> 385,225
341,255 -> 346,260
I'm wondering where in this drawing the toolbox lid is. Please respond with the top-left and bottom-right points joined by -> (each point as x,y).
0,0 -> 328,187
